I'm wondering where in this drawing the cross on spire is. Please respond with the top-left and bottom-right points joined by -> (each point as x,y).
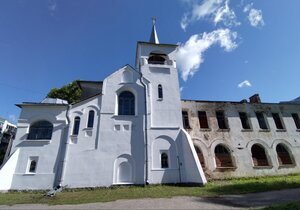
149,17 -> 159,44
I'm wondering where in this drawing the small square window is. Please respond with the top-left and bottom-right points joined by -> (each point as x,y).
27,157 -> 38,174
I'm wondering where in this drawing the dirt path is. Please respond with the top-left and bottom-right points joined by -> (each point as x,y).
1,188 -> 300,210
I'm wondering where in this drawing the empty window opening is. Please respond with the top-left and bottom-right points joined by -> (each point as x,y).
28,158 -> 38,173
291,113 -> 300,129
195,146 -> 205,168
214,145 -> 233,167
73,116 -> 80,135
251,144 -> 269,166
256,112 -> 268,130
276,144 -> 293,165
27,120 -> 53,140
148,53 -> 166,65
118,91 -> 135,115
216,111 -> 228,129
239,112 -> 251,129
87,110 -> 95,128
158,84 -> 163,99
272,113 -> 284,129
198,111 -> 209,129
182,111 -> 190,129
161,153 -> 169,168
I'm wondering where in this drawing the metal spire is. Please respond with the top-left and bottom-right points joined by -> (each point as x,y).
149,17 -> 159,44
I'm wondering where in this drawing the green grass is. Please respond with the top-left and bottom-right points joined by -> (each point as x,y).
260,201 -> 300,210
0,173 -> 300,205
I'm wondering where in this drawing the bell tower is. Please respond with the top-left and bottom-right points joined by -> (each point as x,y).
136,19 -> 182,128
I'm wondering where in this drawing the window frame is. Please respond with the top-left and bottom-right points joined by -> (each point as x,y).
251,144 -> 270,167
239,112 -> 251,130
182,110 -> 191,129
291,113 -> 300,129
26,157 -> 38,174
27,120 -> 53,140
276,144 -> 294,166
87,110 -> 95,128
198,111 -> 209,129
216,111 -> 228,130
72,116 -> 81,135
158,84 -> 163,100
272,113 -> 285,130
161,152 -> 169,169
255,112 -> 269,130
214,144 -> 234,168
118,91 -> 135,116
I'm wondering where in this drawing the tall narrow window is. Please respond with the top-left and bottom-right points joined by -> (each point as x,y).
158,84 -> 163,99
27,120 -> 53,140
118,91 -> 135,115
272,113 -> 284,129
214,145 -> 233,167
251,144 -> 269,166
73,117 -> 80,135
216,111 -> 228,129
239,112 -> 251,129
182,111 -> 190,129
291,113 -> 300,129
276,144 -> 293,165
256,112 -> 268,130
87,110 -> 95,128
161,153 -> 169,168
198,111 -> 209,129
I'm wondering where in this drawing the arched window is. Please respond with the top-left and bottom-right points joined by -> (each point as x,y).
276,144 -> 293,165
148,53 -> 166,65
87,110 -> 95,128
161,152 -> 169,168
158,84 -> 163,99
27,120 -> 53,140
251,144 -> 269,166
73,116 -> 80,135
29,160 -> 37,173
118,91 -> 135,115
195,146 -> 205,169
215,145 -> 233,167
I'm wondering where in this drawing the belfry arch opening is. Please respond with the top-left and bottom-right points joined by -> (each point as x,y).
148,52 -> 168,65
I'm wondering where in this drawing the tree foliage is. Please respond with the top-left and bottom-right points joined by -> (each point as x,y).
47,80 -> 82,104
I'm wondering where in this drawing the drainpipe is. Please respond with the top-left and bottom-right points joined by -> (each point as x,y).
58,104 -> 71,186
139,74 -> 149,185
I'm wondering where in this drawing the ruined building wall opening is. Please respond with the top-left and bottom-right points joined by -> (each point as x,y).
276,144 -> 293,165
194,146 -> 205,169
251,144 -> 269,166
214,144 -> 234,168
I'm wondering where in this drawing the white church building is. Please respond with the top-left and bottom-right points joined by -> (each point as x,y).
0,23 -> 207,190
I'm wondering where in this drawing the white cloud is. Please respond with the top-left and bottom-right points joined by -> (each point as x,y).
48,0 -> 57,16
244,4 -> 265,27
180,0 -> 239,30
238,80 -> 252,88
176,28 -> 238,81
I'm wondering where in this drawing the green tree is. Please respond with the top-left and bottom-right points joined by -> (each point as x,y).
47,80 -> 82,104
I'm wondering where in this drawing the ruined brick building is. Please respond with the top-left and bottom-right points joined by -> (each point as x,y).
182,94 -> 300,179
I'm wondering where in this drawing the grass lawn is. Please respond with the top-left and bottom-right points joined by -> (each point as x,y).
260,201 -> 300,210
0,173 -> 300,205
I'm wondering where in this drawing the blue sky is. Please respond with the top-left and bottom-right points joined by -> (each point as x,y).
1,0 -> 300,124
